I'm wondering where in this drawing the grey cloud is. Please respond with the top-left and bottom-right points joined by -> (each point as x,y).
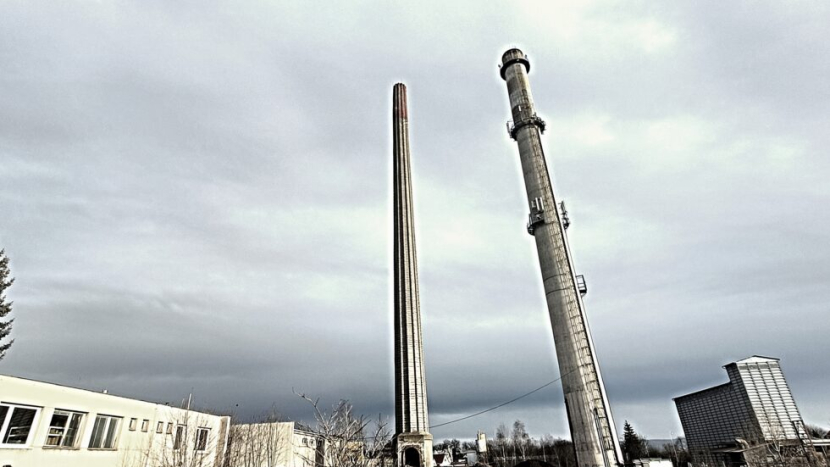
1,0 -> 828,441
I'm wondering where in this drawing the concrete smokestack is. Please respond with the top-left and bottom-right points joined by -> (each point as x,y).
392,83 -> 433,467
498,49 -> 623,467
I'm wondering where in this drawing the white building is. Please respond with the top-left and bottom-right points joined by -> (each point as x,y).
0,374 -> 230,467
632,458 -> 673,467
227,421 -> 325,467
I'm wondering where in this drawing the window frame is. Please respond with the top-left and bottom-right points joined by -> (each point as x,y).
156,421 -> 164,434
173,425 -> 186,451
88,414 -> 122,450
194,427 -> 210,451
129,418 -> 137,431
141,419 -> 149,433
44,409 -> 85,449
0,403 -> 42,448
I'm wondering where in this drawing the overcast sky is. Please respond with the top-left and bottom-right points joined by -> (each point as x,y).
2,0 -> 829,441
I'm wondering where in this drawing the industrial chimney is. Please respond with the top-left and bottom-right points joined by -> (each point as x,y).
498,48 -> 623,467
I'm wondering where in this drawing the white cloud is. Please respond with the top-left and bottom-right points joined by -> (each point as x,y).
515,1 -> 678,58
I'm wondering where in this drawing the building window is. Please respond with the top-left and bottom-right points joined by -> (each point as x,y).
45,410 -> 84,448
195,427 -> 210,451
173,425 -> 186,450
302,437 -> 308,445
141,419 -> 149,432
166,422 -> 173,434
129,418 -> 138,431
0,404 -> 40,446
156,421 -> 164,434
89,415 -> 121,449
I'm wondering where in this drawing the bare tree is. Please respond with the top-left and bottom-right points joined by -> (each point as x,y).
540,434 -> 556,466
738,413 -> 828,467
296,392 -> 392,467
226,409 -> 292,467
511,420 -> 530,461
495,423 -> 509,465
0,249 -> 15,360
121,409 -> 228,467
805,425 -> 829,440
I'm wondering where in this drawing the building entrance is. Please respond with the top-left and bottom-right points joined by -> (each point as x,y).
404,447 -> 420,467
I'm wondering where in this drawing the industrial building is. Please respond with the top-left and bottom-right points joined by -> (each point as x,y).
674,356 -> 828,467
0,374 -> 230,467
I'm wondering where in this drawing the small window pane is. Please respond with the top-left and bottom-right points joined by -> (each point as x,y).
46,412 -> 69,446
89,417 -> 106,448
0,406 -> 8,428
3,407 -> 37,444
63,413 -> 82,447
141,419 -> 149,432
195,428 -> 209,451
129,418 -> 137,431
47,411 -> 83,448
90,415 -> 120,449
156,421 -> 164,434
173,426 -> 185,450
104,418 -> 119,448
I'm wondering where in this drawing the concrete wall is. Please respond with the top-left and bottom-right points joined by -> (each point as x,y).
0,374 -> 229,467
227,421 -> 324,467
291,429 -> 324,467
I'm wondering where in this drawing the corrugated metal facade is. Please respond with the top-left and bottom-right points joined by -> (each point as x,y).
729,358 -> 803,441
674,356 -> 806,467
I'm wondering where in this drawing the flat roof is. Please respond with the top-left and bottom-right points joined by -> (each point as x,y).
673,382 -> 731,401
730,355 -> 780,366
0,373 -> 183,410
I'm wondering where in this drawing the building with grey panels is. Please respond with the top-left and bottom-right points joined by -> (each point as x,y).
674,356 -> 819,467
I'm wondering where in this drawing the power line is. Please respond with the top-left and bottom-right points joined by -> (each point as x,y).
429,368 -> 577,429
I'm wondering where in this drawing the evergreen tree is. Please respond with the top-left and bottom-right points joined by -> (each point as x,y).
621,420 -> 648,463
0,249 -> 14,360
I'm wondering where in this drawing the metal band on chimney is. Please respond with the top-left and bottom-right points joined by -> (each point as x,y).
510,115 -> 547,140
500,55 -> 530,80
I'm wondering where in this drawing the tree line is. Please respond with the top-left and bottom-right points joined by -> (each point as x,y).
435,420 -> 692,467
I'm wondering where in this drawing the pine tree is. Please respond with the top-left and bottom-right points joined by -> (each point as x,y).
622,420 -> 648,463
0,249 -> 14,360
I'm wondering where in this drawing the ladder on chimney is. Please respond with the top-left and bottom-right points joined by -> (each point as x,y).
546,191 -> 616,467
